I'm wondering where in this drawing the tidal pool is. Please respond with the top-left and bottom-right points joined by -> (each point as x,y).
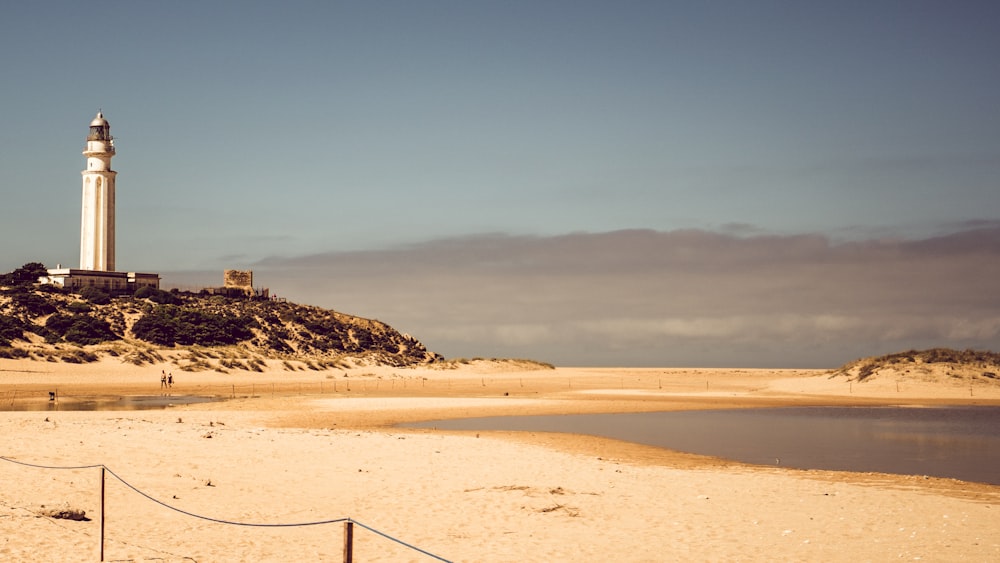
405,406 -> 1000,485
3,395 -> 223,412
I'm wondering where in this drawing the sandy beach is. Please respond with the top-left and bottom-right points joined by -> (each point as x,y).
2,357 -> 999,562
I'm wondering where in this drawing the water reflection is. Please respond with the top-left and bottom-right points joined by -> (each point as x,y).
3,395 -> 222,412
405,406 -> 1000,485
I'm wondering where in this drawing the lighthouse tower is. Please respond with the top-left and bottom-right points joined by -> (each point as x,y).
40,112 -> 159,293
80,111 -> 117,271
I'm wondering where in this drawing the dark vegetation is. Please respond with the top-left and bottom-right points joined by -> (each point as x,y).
45,313 -> 119,345
79,286 -> 111,305
0,262 -> 438,366
0,316 -> 27,347
134,286 -> 182,305
0,263 -> 48,287
132,305 -> 254,346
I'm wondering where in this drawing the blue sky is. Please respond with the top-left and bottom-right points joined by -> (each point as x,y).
2,1 -> 998,367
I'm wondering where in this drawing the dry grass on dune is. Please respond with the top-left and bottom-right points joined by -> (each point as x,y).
830,348 -> 1000,386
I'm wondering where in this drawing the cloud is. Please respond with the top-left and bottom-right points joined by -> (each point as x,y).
166,225 -> 1000,367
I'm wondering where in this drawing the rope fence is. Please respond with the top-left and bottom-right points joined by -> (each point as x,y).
0,456 -> 451,562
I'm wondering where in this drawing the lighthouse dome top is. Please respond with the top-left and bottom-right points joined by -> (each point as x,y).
86,111 -> 113,143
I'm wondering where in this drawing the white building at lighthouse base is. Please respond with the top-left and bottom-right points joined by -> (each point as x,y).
42,268 -> 160,294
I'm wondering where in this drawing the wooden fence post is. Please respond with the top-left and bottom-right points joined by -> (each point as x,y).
100,466 -> 106,562
343,520 -> 354,563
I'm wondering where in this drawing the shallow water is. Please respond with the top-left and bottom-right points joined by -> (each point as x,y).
405,406 -> 1000,485
2,395 -> 223,411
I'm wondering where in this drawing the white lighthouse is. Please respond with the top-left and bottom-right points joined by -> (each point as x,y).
42,112 -> 159,293
80,111 -> 117,271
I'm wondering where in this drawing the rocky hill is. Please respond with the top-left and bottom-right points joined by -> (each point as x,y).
0,282 -> 441,370
832,348 -> 1000,384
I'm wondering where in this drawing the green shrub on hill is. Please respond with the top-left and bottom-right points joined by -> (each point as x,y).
134,286 -> 182,305
132,305 -> 256,346
61,350 -> 99,363
79,286 -> 111,305
67,301 -> 92,313
0,262 -> 48,287
133,286 -> 155,299
44,313 -> 120,345
0,316 -> 26,346
6,289 -> 58,316
263,332 -> 293,353
0,347 -> 29,359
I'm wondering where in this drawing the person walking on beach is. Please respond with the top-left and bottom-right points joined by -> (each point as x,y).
167,373 -> 173,387
161,372 -> 167,389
